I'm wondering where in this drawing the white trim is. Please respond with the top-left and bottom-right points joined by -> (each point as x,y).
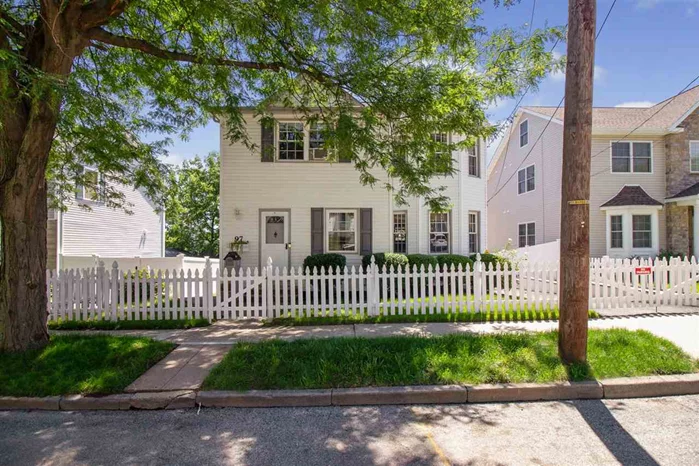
689,140 -> 699,173
519,119 -> 529,148
609,140 -> 654,175
603,207 -> 660,258
275,121 -> 307,161
669,100 -> 699,131
608,213 -> 624,250
325,208 -> 359,254
517,163 -> 536,195
521,109 -> 564,125
517,221 -> 536,248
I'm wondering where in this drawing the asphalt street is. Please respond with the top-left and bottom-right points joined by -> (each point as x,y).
1,395 -> 698,465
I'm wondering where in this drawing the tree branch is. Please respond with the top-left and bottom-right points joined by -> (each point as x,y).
80,0 -> 130,30
0,7 -> 31,38
87,28 -> 286,71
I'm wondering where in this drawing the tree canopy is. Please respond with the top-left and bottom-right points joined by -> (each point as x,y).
3,0 -> 563,211
165,152 -> 219,258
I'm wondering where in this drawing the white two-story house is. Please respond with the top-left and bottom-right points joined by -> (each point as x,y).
487,85 -> 699,259
47,169 -> 165,269
220,107 -> 487,269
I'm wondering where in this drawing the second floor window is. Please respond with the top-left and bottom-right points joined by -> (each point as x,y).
77,167 -> 101,201
690,141 -> 699,173
468,146 -> 480,177
518,165 -> 535,194
309,123 -> 328,160
519,120 -> 529,147
278,122 -> 305,160
611,141 -> 652,173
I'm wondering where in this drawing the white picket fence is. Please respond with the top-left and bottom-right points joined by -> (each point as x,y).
46,255 -> 699,322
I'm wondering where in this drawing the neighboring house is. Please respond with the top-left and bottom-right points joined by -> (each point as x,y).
47,169 -> 165,269
219,108 -> 487,269
487,85 -> 699,259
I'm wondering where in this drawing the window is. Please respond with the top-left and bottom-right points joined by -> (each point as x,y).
611,142 -> 652,173
632,215 -> 652,248
468,211 -> 480,254
519,120 -> 528,147
518,222 -> 535,247
610,215 -> 623,249
77,167 -> 101,201
393,212 -> 407,253
309,122 -> 328,160
327,210 -> 357,253
432,132 -> 449,157
690,141 -> 699,173
429,212 -> 450,254
468,146 -> 480,177
277,122 -> 305,160
517,165 -> 535,194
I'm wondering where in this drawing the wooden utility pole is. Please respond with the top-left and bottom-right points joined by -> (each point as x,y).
558,0 -> 597,364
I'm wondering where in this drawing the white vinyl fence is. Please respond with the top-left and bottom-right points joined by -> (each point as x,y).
46,255 -> 699,322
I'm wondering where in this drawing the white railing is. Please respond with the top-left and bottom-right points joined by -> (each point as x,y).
46,255 -> 699,322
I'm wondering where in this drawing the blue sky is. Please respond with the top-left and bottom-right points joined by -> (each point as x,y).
159,0 -> 699,166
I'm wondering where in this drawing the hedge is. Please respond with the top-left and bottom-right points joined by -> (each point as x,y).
302,253 -> 346,272
362,253 -> 409,271
405,254 -> 439,269
436,254 -> 474,270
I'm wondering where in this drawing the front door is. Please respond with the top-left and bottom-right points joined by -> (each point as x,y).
260,211 -> 290,269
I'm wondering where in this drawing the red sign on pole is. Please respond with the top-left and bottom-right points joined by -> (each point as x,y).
635,266 -> 652,275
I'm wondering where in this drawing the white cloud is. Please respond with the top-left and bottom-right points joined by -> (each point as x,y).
549,60 -> 606,84
615,101 -> 655,108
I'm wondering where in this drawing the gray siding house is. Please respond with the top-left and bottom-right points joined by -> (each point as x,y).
487,85 -> 699,259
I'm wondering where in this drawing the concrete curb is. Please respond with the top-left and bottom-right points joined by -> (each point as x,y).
2,374 -> 698,411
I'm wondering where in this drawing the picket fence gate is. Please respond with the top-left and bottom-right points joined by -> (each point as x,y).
46,255 -> 699,322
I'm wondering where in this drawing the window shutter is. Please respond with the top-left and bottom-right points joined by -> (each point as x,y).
311,208 -> 324,255
260,119 -> 275,162
360,208 -> 372,255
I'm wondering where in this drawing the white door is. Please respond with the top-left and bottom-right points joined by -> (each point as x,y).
260,211 -> 289,269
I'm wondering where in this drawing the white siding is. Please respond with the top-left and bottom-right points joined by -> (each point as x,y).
487,112 -> 562,251
220,111 -> 487,268
487,111 -> 667,257
58,184 -> 164,265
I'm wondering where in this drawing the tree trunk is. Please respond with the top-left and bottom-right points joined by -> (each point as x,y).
0,12 -> 85,351
558,0 -> 596,364
0,148 -> 51,351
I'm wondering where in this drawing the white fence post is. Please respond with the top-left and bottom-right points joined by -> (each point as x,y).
203,257 -> 212,322
111,261 -> 119,321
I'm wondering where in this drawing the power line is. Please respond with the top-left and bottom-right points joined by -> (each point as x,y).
488,0 -> 618,203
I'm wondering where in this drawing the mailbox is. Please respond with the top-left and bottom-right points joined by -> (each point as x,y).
224,251 -> 241,273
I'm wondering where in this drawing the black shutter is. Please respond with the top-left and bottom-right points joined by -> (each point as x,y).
311,208 -> 324,255
261,119 -> 275,162
360,208 -> 372,255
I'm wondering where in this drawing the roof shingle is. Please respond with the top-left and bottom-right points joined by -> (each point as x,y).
667,181 -> 699,200
601,185 -> 663,208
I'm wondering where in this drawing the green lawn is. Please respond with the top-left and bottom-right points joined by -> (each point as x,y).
266,294 -> 572,326
203,329 -> 698,390
48,318 -> 210,331
0,335 -> 175,397
266,309 -> 599,326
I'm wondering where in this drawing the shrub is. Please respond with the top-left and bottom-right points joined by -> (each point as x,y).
406,254 -> 438,269
303,253 -> 346,272
123,269 -> 162,302
436,254 -> 473,271
657,250 -> 684,261
362,252 -> 409,271
470,252 -> 511,270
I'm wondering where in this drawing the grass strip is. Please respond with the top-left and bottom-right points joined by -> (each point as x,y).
203,329 -> 698,390
266,310 -> 600,327
0,335 -> 175,397
48,318 -> 210,331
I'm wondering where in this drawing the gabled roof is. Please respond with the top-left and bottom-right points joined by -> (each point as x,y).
522,85 -> 699,133
601,185 -> 663,208
667,181 -> 699,200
